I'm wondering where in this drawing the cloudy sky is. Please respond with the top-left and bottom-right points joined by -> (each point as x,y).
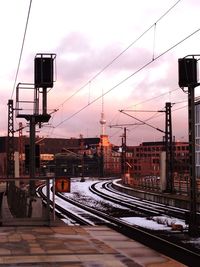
0,0 -> 200,145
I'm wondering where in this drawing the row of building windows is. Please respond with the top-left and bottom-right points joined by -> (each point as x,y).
174,152 -> 187,157
135,146 -> 188,153
136,153 -> 160,158
136,147 -> 161,152
136,148 -> 189,156
195,104 -> 200,124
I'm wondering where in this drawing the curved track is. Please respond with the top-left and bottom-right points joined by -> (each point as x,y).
37,185 -> 95,225
38,181 -> 200,266
90,181 -> 189,219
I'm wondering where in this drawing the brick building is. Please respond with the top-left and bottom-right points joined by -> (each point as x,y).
126,141 -> 189,179
0,136 -> 189,180
0,135 -> 120,178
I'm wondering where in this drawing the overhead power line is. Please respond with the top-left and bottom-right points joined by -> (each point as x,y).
119,110 -> 165,134
109,88 -> 179,124
55,0 -> 182,110
53,28 -> 200,129
124,88 -> 179,110
10,0 -> 33,99
111,103 -> 188,138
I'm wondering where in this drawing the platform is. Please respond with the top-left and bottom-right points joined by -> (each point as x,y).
0,225 -> 186,266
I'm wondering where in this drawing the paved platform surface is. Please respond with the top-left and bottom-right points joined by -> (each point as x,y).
0,225 -> 186,267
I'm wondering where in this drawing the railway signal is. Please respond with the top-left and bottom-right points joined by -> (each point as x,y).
15,54 -> 56,197
178,55 -> 200,236
55,178 -> 70,193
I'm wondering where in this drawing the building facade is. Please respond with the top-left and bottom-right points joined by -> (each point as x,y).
0,136 -> 189,180
195,100 -> 200,178
0,135 -> 118,178
126,141 -> 189,179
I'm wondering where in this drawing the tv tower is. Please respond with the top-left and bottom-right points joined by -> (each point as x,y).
99,90 -> 106,135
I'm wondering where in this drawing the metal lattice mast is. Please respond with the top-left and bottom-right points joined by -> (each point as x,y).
7,99 -> 15,178
18,122 -> 23,176
188,85 -> 198,235
178,56 -> 199,236
121,127 -> 127,177
165,102 -> 173,192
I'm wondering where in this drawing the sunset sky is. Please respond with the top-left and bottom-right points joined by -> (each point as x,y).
0,0 -> 200,145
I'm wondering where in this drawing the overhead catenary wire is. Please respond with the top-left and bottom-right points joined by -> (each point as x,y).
54,0 -> 182,110
109,87 -> 179,124
124,88 -> 179,110
119,110 -> 165,133
121,103 -> 188,134
110,103 -> 188,140
41,101 -> 188,140
53,28 -> 200,129
10,0 -> 33,99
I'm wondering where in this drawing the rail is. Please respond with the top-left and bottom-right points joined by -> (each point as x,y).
0,176 -> 52,226
52,184 -> 200,266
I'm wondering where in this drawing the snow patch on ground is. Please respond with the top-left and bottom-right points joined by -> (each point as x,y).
61,178 -> 200,249
121,216 -> 187,231
65,178 -> 128,210
121,216 -> 171,230
183,238 -> 200,249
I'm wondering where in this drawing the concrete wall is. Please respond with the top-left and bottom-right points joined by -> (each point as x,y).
112,179 -> 200,211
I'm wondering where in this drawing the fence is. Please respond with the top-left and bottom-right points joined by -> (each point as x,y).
0,177 -> 51,226
126,175 -> 200,196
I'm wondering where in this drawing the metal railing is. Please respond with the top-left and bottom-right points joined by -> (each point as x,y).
0,177 -> 51,226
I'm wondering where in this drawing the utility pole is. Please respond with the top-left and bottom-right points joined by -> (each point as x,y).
100,139 -> 104,177
80,136 -> 85,182
120,106 -> 176,192
188,85 -> 197,235
178,55 -> 199,236
7,99 -> 15,178
7,100 -> 15,212
119,109 -> 175,189
18,122 -> 24,176
110,123 -> 139,179
121,127 -> 127,178
99,90 -> 106,178
165,102 -> 173,192
29,116 -> 36,195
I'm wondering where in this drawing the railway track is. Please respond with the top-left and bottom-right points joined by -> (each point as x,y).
37,185 -> 93,225
90,180 -> 189,220
38,182 -> 200,266
37,184 -> 110,226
